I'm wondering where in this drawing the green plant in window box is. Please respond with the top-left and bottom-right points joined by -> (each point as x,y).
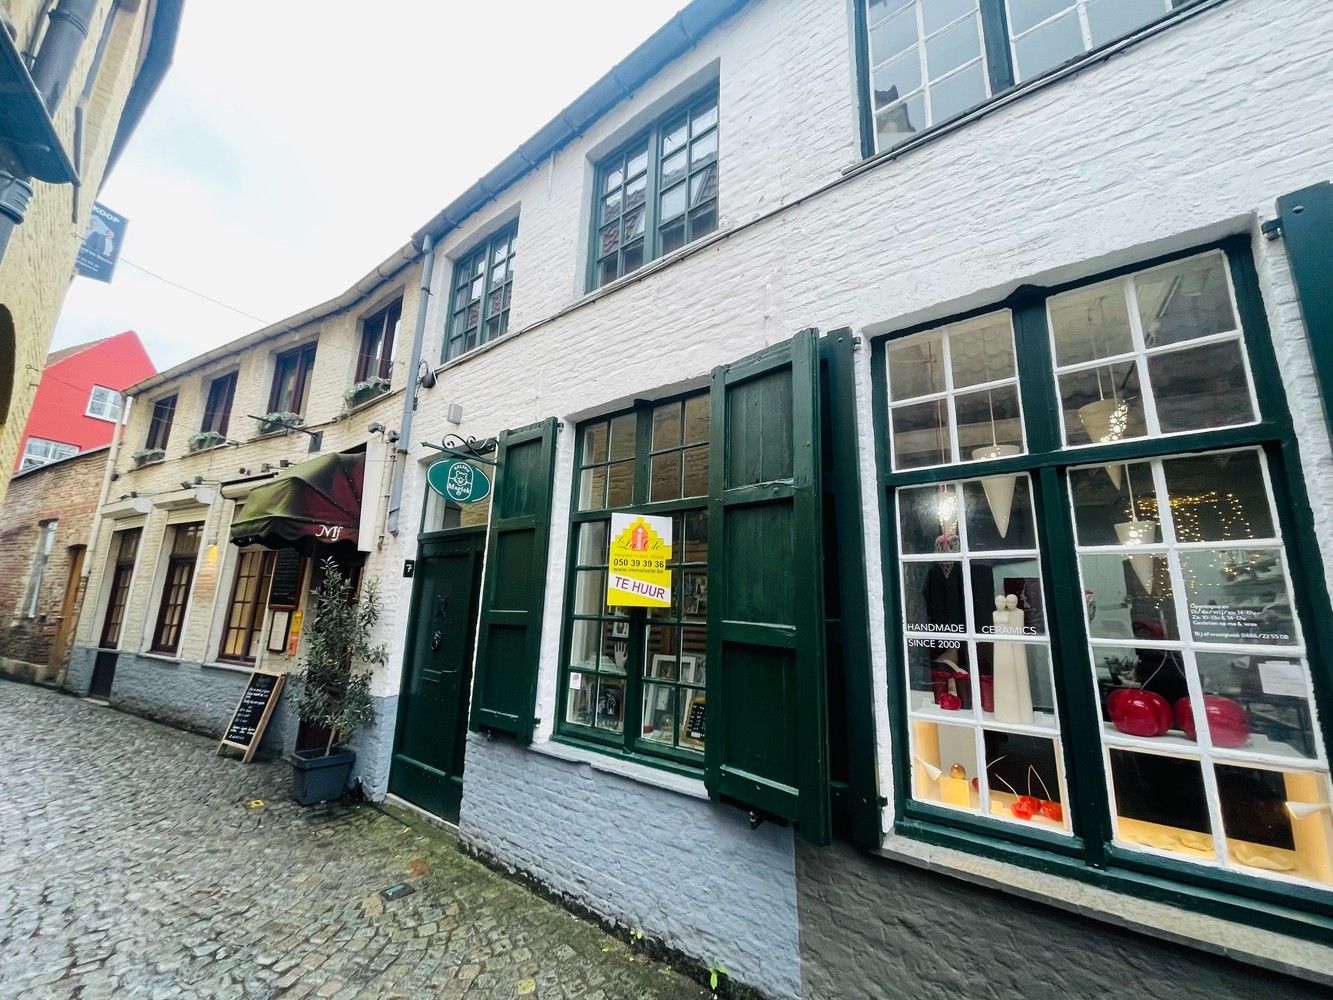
131,447 -> 165,467
187,430 -> 228,453
290,558 -> 388,805
345,376 -> 390,407
257,410 -> 304,435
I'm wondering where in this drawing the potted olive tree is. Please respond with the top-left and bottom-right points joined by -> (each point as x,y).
290,557 -> 387,805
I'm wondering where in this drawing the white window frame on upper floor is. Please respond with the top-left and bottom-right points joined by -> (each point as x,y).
86,384 -> 123,422
21,437 -> 79,472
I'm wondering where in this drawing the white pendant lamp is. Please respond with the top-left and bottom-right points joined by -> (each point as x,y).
972,444 -> 1021,537
1078,398 -> 1133,489
1115,518 -> 1159,594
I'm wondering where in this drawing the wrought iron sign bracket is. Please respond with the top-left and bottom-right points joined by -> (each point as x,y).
422,434 -> 500,467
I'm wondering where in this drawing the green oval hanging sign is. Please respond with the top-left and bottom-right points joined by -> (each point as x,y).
427,458 -> 492,504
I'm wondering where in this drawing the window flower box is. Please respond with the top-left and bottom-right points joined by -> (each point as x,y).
345,377 -> 390,408
131,447 -> 166,468
257,411 -> 304,435
188,430 -> 228,453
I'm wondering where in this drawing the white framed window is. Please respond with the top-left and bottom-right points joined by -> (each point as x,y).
1006,0 -> 1180,83
23,520 -> 59,617
20,438 -> 79,471
86,385 -> 123,422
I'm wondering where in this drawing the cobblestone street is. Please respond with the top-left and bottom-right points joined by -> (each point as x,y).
0,682 -> 705,1000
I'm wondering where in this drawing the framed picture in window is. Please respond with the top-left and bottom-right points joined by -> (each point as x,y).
611,613 -> 630,639
683,570 -> 708,616
679,652 -> 705,686
680,692 -> 705,749
648,653 -> 677,680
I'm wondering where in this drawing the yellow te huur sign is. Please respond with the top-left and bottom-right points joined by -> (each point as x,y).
606,512 -> 672,608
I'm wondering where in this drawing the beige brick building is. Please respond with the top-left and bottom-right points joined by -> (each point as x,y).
0,0 -> 183,506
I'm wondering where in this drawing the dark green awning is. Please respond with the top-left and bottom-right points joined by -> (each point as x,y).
230,450 -> 363,551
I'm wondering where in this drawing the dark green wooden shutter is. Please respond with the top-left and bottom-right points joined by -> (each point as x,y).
469,417 -> 558,742
706,328 -> 831,844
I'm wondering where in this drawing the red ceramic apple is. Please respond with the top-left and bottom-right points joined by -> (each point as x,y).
1017,795 -> 1041,815
1040,800 -> 1063,822
1010,800 -> 1034,820
938,692 -> 963,711
1108,687 -> 1172,737
1175,696 -> 1250,748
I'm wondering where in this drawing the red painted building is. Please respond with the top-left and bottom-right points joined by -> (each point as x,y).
15,331 -> 156,472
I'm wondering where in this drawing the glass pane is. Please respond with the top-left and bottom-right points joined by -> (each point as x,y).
652,402 -> 682,450
905,640 -> 970,718
576,520 -> 609,565
1181,548 -> 1295,646
601,189 -> 622,222
1049,278 -> 1132,366
962,475 -> 1037,551
570,619 -> 602,671
922,0 -> 977,34
583,422 -> 608,464
623,240 -> 644,275
602,619 -> 629,674
1196,652 -> 1316,759
928,60 -> 986,122
574,570 -> 605,616
682,568 -> 708,619
683,394 -> 710,444
662,149 -> 688,189
1149,341 -> 1254,434
1080,553 -> 1176,641
1069,459 -> 1157,546
892,399 -> 952,469
1005,0 -> 1070,35
680,625 -> 707,683
1162,451 -> 1275,542
973,556 -> 1046,632
595,676 -> 625,733
974,642 -> 1057,729
682,510 -> 708,564
609,412 -> 637,460
650,452 -> 682,502
1086,0 -> 1169,48
1135,253 -> 1235,348
691,101 -> 718,136
870,5 -> 918,64
627,146 -> 649,178
579,465 -> 607,511
661,218 -> 686,256
680,688 -> 706,751
1111,749 -> 1215,857
871,49 -> 923,111
566,671 -> 595,726
911,721 -> 980,812
622,206 -> 646,242
955,384 -> 1022,459
607,460 -> 635,508
642,682 -> 676,745
690,165 -> 718,208
598,256 -> 619,288
983,731 -> 1067,829
1094,643 -> 1189,732
690,204 -> 719,240
599,222 -> 620,257
888,331 -> 945,400
902,560 -> 970,637
1058,365 -> 1143,447
898,484 -> 963,556
682,445 -> 709,498
603,165 -> 623,193
925,16 -> 980,79
625,175 -> 647,212
875,93 -> 926,147
1013,10 -> 1085,81
690,130 -> 717,164
1218,765 -> 1332,884
662,118 -> 687,156
645,625 -> 679,679
661,183 -> 687,221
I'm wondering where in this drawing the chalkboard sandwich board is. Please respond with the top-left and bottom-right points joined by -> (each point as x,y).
218,669 -> 286,763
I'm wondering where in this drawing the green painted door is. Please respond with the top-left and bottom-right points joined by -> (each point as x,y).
389,528 -> 485,823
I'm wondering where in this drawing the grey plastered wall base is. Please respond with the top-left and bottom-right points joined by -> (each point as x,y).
794,837 -> 1328,1000
349,693 -> 397,799
457,733 -> 802,999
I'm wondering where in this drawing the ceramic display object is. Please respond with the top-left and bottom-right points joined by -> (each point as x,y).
1114,518 -> 1160,594
990,595 -> 1033,724
1078,398 -> 1133,487
972,444 -> 1022,537
1175,695 -> 1250,747
1108,687 -> 1172,737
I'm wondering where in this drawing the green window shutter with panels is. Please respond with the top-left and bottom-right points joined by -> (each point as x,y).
469,417 -> 558,742
706,328 -> 832,845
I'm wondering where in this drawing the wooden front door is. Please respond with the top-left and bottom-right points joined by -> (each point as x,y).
388,528 -> 485,823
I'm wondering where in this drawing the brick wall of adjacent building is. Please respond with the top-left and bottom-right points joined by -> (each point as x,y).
0,447 -> 106,682
0,0 -> 157,505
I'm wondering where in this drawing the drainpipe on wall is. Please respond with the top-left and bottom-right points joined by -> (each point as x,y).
81,392 -> 129,591
385,234 -> 435,536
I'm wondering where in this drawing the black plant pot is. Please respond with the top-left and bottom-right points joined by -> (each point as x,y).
291,747 -> 355,805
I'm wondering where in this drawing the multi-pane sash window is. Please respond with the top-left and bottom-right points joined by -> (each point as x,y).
201,372 -> 237,436
590,88 -> 719,291
218,547 -> 276,663
560,393 -> 711,764
20,437 -> 78,471
357,299 -> 401,383
268,343 -> 317,416
151,523 -> 202,654
860,0 -> 1192,153
86,385 -> 122,422
877,244 -> 1333,901
99,528 -> 141,649
145,395 -> 176,451
446,226 -> 516,361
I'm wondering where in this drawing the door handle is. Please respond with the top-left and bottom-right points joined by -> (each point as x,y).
431,630 -> 443,652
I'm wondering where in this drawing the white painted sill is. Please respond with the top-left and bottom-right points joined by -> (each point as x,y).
877,834 -> 1333,989
531,739 -> 709,802
200,661 -> 256,675
137,652 -> 182,666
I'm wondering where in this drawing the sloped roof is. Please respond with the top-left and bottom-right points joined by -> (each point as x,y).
46,337 -> 110,366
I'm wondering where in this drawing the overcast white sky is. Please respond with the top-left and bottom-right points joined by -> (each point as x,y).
51,0 -> 693,371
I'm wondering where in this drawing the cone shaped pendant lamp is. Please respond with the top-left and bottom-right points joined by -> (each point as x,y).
1079,398 -> 1133,488
972,444 -> 1021,537
1114,519 -> 1159,594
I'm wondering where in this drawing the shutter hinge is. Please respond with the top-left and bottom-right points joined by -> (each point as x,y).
1261,217 -> 1284,242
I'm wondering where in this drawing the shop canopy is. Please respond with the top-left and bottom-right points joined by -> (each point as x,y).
230,450 -> 364,551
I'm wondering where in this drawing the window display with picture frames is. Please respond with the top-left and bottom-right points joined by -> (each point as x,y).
873,240 -> 1333,931
558,391 -> 710,768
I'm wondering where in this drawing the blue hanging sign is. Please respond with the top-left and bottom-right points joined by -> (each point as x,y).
75,202 -> 127,282
427,458 -> 492,504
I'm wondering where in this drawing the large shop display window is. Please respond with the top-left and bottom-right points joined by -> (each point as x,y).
877,244 -> 1333,914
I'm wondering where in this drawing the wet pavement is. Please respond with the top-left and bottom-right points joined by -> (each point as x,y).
0,681 -> 705,999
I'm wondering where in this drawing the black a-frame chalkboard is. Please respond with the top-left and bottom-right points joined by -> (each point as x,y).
218,669 -> 285,763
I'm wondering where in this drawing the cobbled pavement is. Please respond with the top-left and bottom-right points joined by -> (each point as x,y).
0,682 -> 706,1000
